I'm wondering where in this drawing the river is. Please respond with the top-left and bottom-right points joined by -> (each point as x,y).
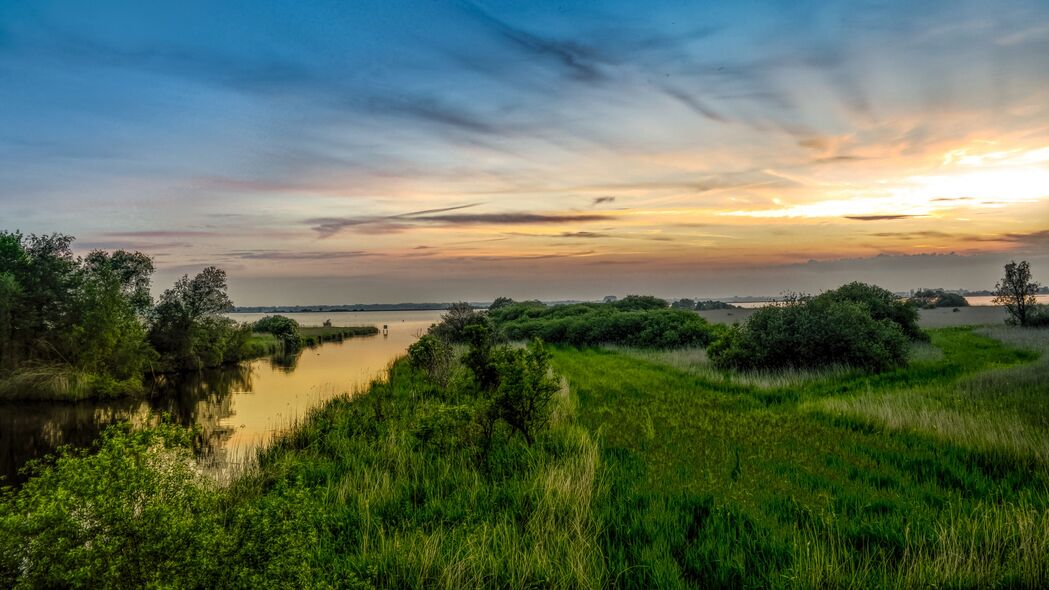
0,310 -> 443,485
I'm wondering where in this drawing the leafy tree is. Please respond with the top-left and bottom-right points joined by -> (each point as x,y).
493,339 -> 559,445
613,295 -> 668,311
488,296 -> 515,311
253,315 -> 301,351
406,333 -> 455,388
909,289 -> 969,309
813,281 -> 925,340
429,301 -> 486,342
708,294 -> 909,372
150,267 -> 240,371
462,322 -> 499,391
83,250 -> 155,315
0,272 -> 20,372
994,260 -> 1041,326
670,298 -> 696,310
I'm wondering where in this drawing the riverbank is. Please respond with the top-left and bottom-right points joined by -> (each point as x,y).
3,325 -> 1048,587
0,325 -> 379,402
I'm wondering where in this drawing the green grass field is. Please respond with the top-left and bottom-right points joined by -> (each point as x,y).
551,326 -> 1049,587
3,326 -> 1047,588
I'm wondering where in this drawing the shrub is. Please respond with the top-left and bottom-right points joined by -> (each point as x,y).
488,301 -> 715,348
612,295 -> 668,311
428,301 -> 486,342
909,289 -> 969,309
492,339 -> 560,445
253,314 -> 301,351
708,298 -> 909,372
406,333 -> 455,388
813,282 -> 925,341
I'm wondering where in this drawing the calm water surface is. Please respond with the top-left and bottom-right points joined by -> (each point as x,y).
0,310 -> 443,485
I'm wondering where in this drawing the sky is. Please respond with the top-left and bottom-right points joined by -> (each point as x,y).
1,0 -> 1048,305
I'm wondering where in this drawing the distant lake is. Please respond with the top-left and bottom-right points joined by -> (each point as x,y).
0,310 -> 443,485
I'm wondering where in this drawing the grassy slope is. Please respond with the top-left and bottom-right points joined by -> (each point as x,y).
6,326 -> 1047,588
550,327 -> 1049,588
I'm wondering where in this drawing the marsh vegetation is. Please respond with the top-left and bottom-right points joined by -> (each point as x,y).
2,261 -> 1048,588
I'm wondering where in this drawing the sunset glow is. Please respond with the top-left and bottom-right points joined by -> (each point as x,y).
2,0 -> 1047,303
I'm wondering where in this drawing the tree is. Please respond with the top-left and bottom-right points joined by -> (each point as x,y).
0,272 -> 20,372
83,250 -> 155,315
813,282 -> 925,341
493,339 -> 559,445
149,267 -> 239,370
994,260 -> 1040,326
429,301 -> 486,342
670,298 -> 696,310
488,296 -> 515,311
253,315 -> 301,351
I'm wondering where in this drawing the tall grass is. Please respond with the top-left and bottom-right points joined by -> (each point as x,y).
808,327 -> 1049,469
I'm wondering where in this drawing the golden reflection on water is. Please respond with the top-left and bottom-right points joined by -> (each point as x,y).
0,311 -> 443,484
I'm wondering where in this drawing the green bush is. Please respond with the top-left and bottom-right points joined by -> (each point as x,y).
407,333 -> 455,388
0,423 -> 226,588
909,289 -> 969,309
814,282 -> 925,341
708,297 -> 909,372
488,301 -> 715,348
253,314 -> 301,351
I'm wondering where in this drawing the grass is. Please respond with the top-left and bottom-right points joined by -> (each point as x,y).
3,325 -> 1047,587
298,325 -> 379,347
550,326 -> 1049,587
0,365 -> 143,401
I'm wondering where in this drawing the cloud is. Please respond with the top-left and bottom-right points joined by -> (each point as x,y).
660,85 -> 726,122
102,230 -> 218,238
559,231 -> 610,238
461,2 -> 606,82
844,215 -> 925,221
592,196 -> 616,205
230,250 -> 375,261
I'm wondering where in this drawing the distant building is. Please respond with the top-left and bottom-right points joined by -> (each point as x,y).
603,295 -> 617,304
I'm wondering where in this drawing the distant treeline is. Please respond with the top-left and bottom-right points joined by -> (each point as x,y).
233,303 -> 466,313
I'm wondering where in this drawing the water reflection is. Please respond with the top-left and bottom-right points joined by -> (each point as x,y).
0,310 -> 442,485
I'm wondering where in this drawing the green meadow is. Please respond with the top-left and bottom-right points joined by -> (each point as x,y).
4,323 -> 1048,588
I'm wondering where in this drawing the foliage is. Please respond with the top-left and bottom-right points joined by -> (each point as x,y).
670,298 -> 696,309
994,260 -> 1041,326
488,296 -> 515,311
492,339 -> 560,445
708,296 -> 910,372
0,232 -> 158,397
4,327 -> 1049,587
612,294 -> 668,311
813,281 -> 925,340
407,333 -> 455,388
148,267 -> 244,371
0,422 -> 226,588
253,314 -> 301,351
695,299 -> 739,310
428,301 -> 486,342
488,300 -> 716,348
909,288 -> 969,309
551,327 -> 1049,588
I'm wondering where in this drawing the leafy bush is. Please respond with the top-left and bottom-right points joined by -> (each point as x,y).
813,282 -> 925,341
612,295 -> 668,311
0,423 -> 226,588
488,301 -> 716,348
492,339 -> 560,445
909,289 -> 969,309
708,297 -> 909,372
428,301 -> 487,342
253,314 -> 301,351
406,333 -> 455,388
